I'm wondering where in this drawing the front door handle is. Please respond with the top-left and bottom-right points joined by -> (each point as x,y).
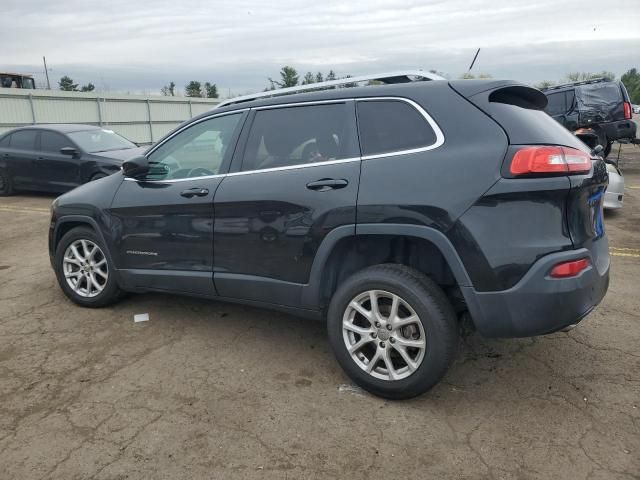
180,187 -> 209,198
306,178 -> 348,192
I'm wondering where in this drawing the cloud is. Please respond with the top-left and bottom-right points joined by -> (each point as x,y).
2,0 -> 639,94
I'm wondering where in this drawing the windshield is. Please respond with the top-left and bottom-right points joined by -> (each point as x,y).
68,129 -> 136,153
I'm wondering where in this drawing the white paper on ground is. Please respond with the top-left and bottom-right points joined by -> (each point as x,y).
134,313 -> 150,323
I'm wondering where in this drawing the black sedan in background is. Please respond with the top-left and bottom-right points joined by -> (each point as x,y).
0,124 -> 147,195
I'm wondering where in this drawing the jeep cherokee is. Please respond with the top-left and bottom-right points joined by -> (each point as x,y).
49,74 -> 610,399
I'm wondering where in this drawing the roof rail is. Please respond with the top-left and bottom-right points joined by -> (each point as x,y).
540,77 -> 610,91
216,70 -> 445,108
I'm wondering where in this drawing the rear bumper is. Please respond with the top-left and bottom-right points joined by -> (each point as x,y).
462,240 -> 610,337
600,119 -> 637,141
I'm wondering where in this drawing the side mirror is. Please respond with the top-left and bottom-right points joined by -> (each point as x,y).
122,155 -> 149,178
60,147 -> 78,157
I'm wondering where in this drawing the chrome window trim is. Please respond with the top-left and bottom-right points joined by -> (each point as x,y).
122,158 -> 361,183
227,157 -> 360,177
252,98 -> 353,110
123,96 -> 445,183
356,97 -> 445,160
123,173 -> 227,183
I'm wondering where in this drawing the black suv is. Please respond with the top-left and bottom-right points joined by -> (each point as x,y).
49,77 -> 610,399
541,78 -> 636,157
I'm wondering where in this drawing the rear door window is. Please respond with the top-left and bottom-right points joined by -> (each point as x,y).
240,102 -> 358,172
40,131 -> 73,153
356,100 -> 438,156
9,130 -> 37,150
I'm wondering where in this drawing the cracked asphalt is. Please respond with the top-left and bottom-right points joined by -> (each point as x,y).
1,147 -> 639,480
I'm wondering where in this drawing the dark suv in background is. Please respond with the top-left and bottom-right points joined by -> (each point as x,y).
48,74 -> 610,399
541,78 -> 636,157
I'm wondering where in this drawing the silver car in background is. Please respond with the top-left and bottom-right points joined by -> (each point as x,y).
604,161 -> 624,209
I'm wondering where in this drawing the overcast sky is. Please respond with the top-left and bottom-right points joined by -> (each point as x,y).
3,0 -> 639,96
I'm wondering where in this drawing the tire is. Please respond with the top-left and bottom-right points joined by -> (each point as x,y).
603,141 -> 612,159
0,168 -> 14,196
327,264 -> 458,400
54,226 -> 123,308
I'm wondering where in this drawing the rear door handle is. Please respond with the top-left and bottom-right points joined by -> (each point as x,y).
180,187 -> 209,198
306,178 -> 348,192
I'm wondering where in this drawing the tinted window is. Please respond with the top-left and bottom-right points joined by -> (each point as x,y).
545,92 -> 566,116
0,134 -> 10,148
357,100 -> 437,156
145,113 -> 242,181
40,131 -> 73,153
241,102 -> 357,172
9,130 -> 37,150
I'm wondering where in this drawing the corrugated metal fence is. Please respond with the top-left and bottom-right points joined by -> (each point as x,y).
0,89 -> 221,145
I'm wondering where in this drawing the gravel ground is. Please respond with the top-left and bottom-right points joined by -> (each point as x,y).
0,146 -> 639,479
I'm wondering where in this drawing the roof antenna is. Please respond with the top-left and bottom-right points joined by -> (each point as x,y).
467,48 -> 481,74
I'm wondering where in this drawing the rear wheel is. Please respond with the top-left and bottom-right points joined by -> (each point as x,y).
603,140 -> 612,158
0,168 -> 14,196
54,227 -> 123,307
327,264 -> 458,399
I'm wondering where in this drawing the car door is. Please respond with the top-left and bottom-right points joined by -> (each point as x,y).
109,111 -> 247,296
37,130 -> 81,192
213,100 -> 361,306
3,130 -> 39,189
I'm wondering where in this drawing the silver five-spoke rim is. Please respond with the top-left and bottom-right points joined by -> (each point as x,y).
342,290 -> 426,381
63,239 -> 108,298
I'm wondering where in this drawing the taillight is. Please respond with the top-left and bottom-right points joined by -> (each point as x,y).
623,102 -> 632,120
549,258 -> 590,278
509,146 -> 591,176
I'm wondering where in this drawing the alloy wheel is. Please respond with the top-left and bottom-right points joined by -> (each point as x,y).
342,289 -> 426,381
62,239 -> 108,298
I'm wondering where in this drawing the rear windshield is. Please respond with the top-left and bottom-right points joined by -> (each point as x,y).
68,129 -> 136,153
579,82 -> 622,106
469,100 -> 587,149
451,82 -> 596,149
575,82 -> 624,122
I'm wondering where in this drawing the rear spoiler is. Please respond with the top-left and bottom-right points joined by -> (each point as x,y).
449,80 -> 548,110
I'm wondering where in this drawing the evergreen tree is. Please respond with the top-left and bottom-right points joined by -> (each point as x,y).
185,81 -> 203,97
302,72 -> 315,85
58,76 -> 78,91
204,82 -> 219,98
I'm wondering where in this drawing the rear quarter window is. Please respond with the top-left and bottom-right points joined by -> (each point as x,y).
356,100 -> 438,157
544,92 -> 566,116
0,134 -> 10,148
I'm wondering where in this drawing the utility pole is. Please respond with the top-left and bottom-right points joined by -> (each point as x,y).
42,56 -> 51,89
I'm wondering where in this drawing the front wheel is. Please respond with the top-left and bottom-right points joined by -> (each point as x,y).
54,227 -> 123,307
327,264 -> 458,399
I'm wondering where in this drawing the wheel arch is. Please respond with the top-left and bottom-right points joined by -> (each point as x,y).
51,216 -> 118,269
301,223 -> 473,311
